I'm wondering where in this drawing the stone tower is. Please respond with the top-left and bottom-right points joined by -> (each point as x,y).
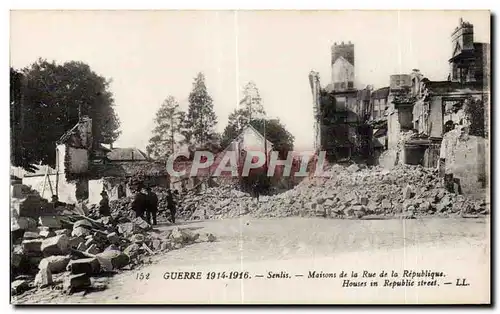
449,18 -> 475,82
451,18 -> 474,57
331,41 -> 355,91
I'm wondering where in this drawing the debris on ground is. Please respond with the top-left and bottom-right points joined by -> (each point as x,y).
10,184 -> 217,298
175,164 -> 488,220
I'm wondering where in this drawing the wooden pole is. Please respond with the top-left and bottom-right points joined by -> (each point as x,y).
55,146 -> 59,196
46,165 -> 54,196
41,166 -> 48,198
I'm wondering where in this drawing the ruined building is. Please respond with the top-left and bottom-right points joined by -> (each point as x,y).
22,116 -> 169,205
376,18 -> 490,196
309,42 -> 375,162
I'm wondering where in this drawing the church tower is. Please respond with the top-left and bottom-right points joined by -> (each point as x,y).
331,41 -> 355,91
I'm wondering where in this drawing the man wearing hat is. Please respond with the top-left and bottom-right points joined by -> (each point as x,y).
166,189 -> 177,224
145,187 -> 159,226
132,186 -> 147,219
99,190 -> 111,216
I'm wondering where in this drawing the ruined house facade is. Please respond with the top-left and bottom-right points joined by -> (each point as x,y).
22,116 -> 169,205
376,19 -> 489,195
22,117 -> 94,204
310,18 -> 489,195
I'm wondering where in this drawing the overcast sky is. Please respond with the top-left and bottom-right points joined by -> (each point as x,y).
10,10 -> 490,151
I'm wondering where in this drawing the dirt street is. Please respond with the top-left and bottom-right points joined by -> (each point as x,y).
14,217 -> 490,304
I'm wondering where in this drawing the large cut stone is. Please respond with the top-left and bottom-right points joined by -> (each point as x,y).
11,280 -> 30,295
67,257 -> 100,275
63,273 -> 91,291
39,255 -> 71,273
23,231 -> 40,240
72,227 -> 90,238
95,250 -> 130,271
34,267 -> 53,287
22,239 -> 43,256
41,235 -> 70,256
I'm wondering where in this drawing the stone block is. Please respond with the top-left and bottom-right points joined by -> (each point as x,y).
67,257 -> 100,275
23,231 -> 40,240
41,234 -> 70,256
11,279 -> 30,295
72,227 -> 90,238
95,250 -> 130,271
22,239 -> 43,256
34,267 -> 53,287
39,255 -> 71,273
63,273 -> 91,291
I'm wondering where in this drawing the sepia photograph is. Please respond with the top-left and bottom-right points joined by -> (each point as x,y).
9,10 -> 490,304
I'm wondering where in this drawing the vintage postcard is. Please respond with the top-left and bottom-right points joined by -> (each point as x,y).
9,10 -> 490,304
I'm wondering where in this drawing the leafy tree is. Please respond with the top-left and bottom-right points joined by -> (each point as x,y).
240,81 -> 265,121
221,81 -> 267,148
220,109 -> 248,148
10,67 -> 38,171
146,96 -> 185,160
10,59 -> 121,169
184,72 -> 218,147
248,118 -> 294,159
464,96 -> 485,137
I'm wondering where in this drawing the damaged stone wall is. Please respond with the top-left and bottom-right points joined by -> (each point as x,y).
429,96 -> 443,138
378,130 -> 415,169
22,171 -> 78,204
441,127 -> 486,196
88,179 -> 105,205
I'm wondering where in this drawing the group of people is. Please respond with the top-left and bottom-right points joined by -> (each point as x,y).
70,184 -> 179,226
131,187 -> 178,225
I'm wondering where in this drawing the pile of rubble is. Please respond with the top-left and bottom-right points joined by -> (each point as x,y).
180,164 -> 489,220
10,184 -> 216,297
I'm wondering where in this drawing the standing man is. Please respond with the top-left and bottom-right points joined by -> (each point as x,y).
99,190 -> 111,216
131,186 -> 147,219
145,187 -> 159,226
166,189 -> 177,224
251,181 -> 260,202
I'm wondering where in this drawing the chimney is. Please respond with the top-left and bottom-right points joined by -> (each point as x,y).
110,142 -> 114,149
